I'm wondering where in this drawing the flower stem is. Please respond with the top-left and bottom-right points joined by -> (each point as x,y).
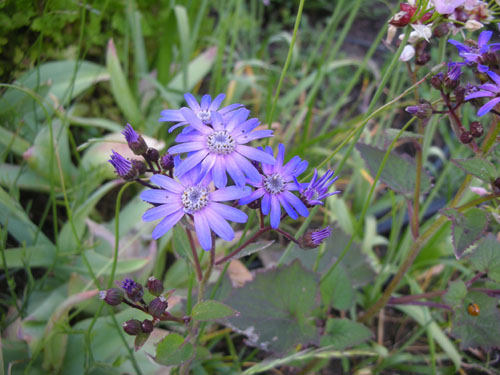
215,227 -> 272,265
186,228 -> 203,282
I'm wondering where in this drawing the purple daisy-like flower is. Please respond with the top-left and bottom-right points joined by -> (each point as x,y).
465,70 -> 500,116
140,158 -> 250,250
448,30 -> 500,73
239,144 -> 309,228
159,93 -> 243,133
167,108 -> 275,188
433,0 -> 466,15
294,169 -> 341,207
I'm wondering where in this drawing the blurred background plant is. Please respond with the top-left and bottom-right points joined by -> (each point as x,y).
1,0 -> 500,374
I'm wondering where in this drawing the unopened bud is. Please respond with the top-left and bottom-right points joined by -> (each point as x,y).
430,73 -> 444,90
444,64 -> 461,91
146,148 -> 160,162
131,159 -> 147,175
454,86 -> 466,104
160,153 -> 174,171
299,227 -> 332,249
141,319 -> 154,333
121,278 -> 144,302
399,45 -> 415,62
147,276 -> 164,297
122,124 -> 148,155
433,23 -> 450,38
465,20 -> 483,32
493,177 -> 500,193
148,295 -> 168,317
405,99 -> 433,119
123,319 -> 142,336
459,131 -> 473,144
470,121 -> 484,138
99,288 -> 124,306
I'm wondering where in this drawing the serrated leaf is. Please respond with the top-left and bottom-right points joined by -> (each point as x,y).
452,291 -> 500,350
319,319 -> 372,350
356,143 -> 432,196
320,266 -> 354,310
191,300 -> 238,321
452,158 -> 497,183
442,208 -> 489,259
444,280 -> 467,307
470,234 -> 500,282
155,333 -> 194,366
224,260 -> 319,353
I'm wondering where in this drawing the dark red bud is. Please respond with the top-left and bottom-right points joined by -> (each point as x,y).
470,121 -> 484,138
146,148 -> 160,162
141,319 -> 154,333
99,288 -> 124,306
147,276 -> 164,297
123,319 -> 142,335
149,296 -> 168,317
459,131 -> 473,144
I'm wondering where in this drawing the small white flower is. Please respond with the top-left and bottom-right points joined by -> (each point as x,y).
470,186 -> 488,196
399,45 -> 416,61
410,24 -> 433,42
465,20 -> 484,31
386,25 -> 397,44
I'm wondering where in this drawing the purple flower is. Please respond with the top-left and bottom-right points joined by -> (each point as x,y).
121,278 -> 144,301
122,123 -> 148,155
167,108 -> 275,188
159,93 -> 243,133
310,226 -> 332,245
140,159 -> 250,250
109,150 -> 137,180
433,0 -> 466,14
449,31 -> 500,73
239,144 -> 309,228
122,123 -> 140,143
465,70 -> 500,116
294,169 -> 341,207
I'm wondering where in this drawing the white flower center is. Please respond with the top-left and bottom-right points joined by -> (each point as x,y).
263,173 -> 285,194
182,186 -> 209,213
197,110 -> 212,124
206,130 -> 236,155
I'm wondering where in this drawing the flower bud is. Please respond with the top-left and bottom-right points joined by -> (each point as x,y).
123,319 -> 142,336
405,99 -> 433,119
389,11 -> 412,27
299,227 -> 332,249
147,276 -> 164,297
148,295 -> 168,317
121,278 -> 144,302
399,45 -> 415,62
493,178 -> 500,193
433,23 -> 450,38
470,121 -> 484,138
141,319 -> 154,333
160,153 -> 174,172
247,200 -> 261,210
146,148 -> 160,163
131,159 -> 147,176
444,64 -> 461,91
430,73 -> 444,91
465,20 -> 483,32
122,124 -> 148,155
454,86 -> 466,104
109,151 -> 139,181
459,131 -> 473,144
99,288 -> 124,306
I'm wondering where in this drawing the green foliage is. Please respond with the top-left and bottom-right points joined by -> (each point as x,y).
452,157 -> 498,183
319,318 -> 372,350
469,234 -> 500,282
155,333 -> 194,366
191,300 -> 238,321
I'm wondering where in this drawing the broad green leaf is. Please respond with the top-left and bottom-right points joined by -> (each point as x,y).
172,224 -> 194,263
0,163 -> 54,192
0,126 -> 30,156
452,158 -> 497,183
452,291 -> 500,350
444,280 -> 467,307
320,265 -> 354,310
319,319 -> 372,350
106,39 -> 143,127
67,250 -> 150,276
442,208 -> 489,259
191,300 -> 238,321
356,143 -> 432,197
58,180 -> 119,252
134,332 -> 150,352
0,186 -> 53,247
224,260 -> 318,353
155,333 -> 194,366
2,245 -> 56,268
469,234 -> 500,282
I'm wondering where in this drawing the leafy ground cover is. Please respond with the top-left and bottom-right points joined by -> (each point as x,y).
1,0 -> 500,374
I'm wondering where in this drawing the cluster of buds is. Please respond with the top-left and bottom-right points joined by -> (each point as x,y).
460,121 -> 484,144
100,277 -> 187,338
108,124 -> 175,182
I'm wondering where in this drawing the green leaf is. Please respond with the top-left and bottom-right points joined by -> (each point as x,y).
356,143 -> 432,197
320,265 -> 354,310
469,234 -> 500,282
2,245 -> 56,268
452,158 -> 497,183
155,333 -> 194,366
444,280 -> 467,308
0,126 -> 30,156
134,332 -> 150,352
223,260 -> 318,353
442,208 -> 489,259
172,224 -> 194,263
0,163 -> 54,192
223,240 -> 274,262
106,39 -> 143,127
191,300 -> 238,321
319,319 -> 372,350
452,291 -> 500,350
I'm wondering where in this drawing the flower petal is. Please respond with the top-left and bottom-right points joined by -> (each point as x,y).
180,107 -> 212,134
225,156 -> 246,186
174,149 -> 209,177
204,209 -> 235,241
184,93 -> 201,112
159,109 -> 184,122
143,203 -> 183,222
152,210 -> 184,239
284,190 -> 309,217
200,94 -> 211,111
209,93 -> 225,111
212,158 -> 227,188
477,97 -> 500,117
270,196 -> 281,228
478,30 -> 493,48
465,91 -> 495,100
194,212 -> 212,250
140,189 -> 179,204
209,202 -> 248,223
488,71 -> 500,85
277,194 -> 298,220
232,152 -> 262,183
236,145 -> 276,164
168,141 -> 206,155
211,186 -> 251,201
150,175 -> 184,193
236,129 -> 273,144
239,187 -> 265,205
